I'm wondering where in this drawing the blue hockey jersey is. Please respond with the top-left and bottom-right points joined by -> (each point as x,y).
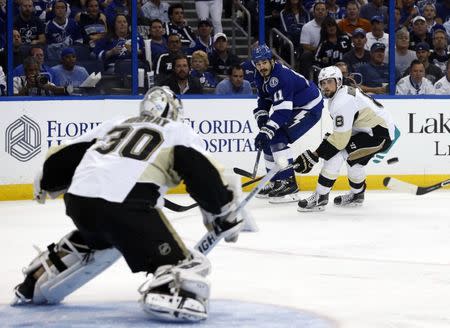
255,62 -> 323,129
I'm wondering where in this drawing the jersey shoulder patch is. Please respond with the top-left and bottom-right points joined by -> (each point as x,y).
269,76 -> 279,87
435,82 -> 442,89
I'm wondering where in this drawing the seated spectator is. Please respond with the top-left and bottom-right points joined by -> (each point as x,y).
0,65 -> 6,96
94,14 -> 144,73
398,0 -> 419,29
13,45 -> 56,82
403,42 -> 443,84
241,58 -> 256,87
141,0 -> 170,23
75,0 -> 108,50
209,32 -> 241,75
434,60 -> 450,94
194,0 -> 223,34
423,3 -> 438,33
343,28 -> 370,73
52,47 -> 90,87
159,54 -> 203,94
359,0 -> 388,27
155,33 -> 185,79
13,29 -> 25,66
356,42 -> 389,94
46,1 -> 83,59
314,16 -> 351,68
14,56 -> 70,96
395,27 -> 417,78
190,50 -> 216,88
215,64 -> 252,95
14,0 -> 46,45
325,0 -> 345,20
280,0 -> 310,50
299,1 -> 328,78
365,16 -> 389,63
189,19 -> 214,55
429,29 -> 450,73
396,59 -> 435,95
147,18 -> 168,70
104,0 -> 130,27
163,3 -> 196,48
409,16 -> 432,51
337,1 -> 371,37
435,0 -> 450,24
335,61 -> 358,87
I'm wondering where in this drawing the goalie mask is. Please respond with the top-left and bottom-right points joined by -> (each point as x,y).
140,86 -> 183,121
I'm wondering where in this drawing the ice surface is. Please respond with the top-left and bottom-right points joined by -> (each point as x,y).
1,190 -> 450,327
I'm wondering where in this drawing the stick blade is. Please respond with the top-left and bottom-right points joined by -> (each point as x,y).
233,167 -> 254,178
383,177 -> 419,194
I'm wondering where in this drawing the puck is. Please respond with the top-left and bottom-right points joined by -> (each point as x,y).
387,157 -> 399,165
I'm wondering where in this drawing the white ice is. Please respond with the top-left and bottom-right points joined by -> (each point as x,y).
1,190 -> 450,327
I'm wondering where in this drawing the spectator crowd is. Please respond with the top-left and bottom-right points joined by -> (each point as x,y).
1,0 -> 450,96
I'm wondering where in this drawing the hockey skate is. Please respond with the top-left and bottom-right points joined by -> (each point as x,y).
333,189 -> 365,207
255,181 -> 275,199
268,177 -> 300,204
297,192 -> 329,212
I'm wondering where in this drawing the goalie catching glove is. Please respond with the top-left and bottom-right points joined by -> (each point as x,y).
200,200 -> 242,243
294,150 -> 319,174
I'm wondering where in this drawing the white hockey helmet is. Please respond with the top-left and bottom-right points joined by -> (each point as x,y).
318,66 -> 343,93
139,86 -> 183,121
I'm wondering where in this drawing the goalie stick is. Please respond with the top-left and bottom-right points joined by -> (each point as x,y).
194,164 -> 284,255
163,175 -> 264,212
233,149 -> 262,179
383,177 -> 450,195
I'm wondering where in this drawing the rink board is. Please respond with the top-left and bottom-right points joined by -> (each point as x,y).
0,98 -> 449,200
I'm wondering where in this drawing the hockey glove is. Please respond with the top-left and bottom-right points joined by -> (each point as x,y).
201,201 -> 242,243
254,125 -> 276,150
253,108 -> 269,129
294,150 -> 319,174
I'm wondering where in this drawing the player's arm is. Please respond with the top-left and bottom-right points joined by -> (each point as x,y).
294,97 -> 355,173
35,119 -> 119,202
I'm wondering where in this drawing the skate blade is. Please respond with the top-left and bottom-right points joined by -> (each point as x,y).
268,193 -> 301,204
297,205 -> 326,212
334,202 -> 363,208
255,194 -> 270,199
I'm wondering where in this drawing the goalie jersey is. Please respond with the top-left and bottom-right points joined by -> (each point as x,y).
317,86 -> 395,160
39,115 -> 230,213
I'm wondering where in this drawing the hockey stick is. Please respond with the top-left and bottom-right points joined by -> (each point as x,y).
163,198 -> 199,212
233,149 -> 262,179
194,164 -> 284,255
383,177 -> 450,195
163,175 -> 265,212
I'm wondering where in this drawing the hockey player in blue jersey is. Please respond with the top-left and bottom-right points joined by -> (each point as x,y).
253,44 -> 324,203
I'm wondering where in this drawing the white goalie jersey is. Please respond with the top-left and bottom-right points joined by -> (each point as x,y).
63,115 -> 205,204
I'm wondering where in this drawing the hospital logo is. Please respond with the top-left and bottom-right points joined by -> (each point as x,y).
5,115 -> 41,162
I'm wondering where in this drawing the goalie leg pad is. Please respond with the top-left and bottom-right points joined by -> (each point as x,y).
139,249 -> 211,322
13,230 -> 121,305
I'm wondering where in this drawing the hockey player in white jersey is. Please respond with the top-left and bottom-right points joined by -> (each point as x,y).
12,86 -> 242,322
294,66 -> 396,211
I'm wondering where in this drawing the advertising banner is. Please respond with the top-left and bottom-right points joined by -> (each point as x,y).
0,98 -> 449,187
